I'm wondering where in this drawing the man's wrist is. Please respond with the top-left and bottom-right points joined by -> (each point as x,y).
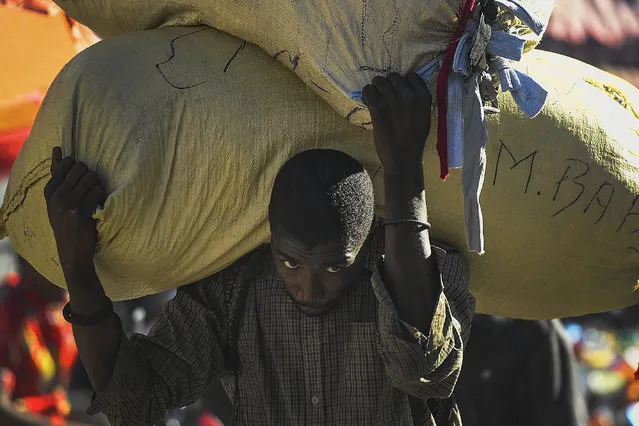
383,164 -> 427,220
67,289 -> 110,317
61,257 -> 97,284
383,163 -> 424,183
383,166 -> 425,197
61,257 -> 110,316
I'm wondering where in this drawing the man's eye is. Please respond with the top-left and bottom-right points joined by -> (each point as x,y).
326,265 -> 342,273
283,260 -> 300,270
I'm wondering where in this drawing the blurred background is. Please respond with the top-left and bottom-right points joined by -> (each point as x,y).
0,0 -> 637,425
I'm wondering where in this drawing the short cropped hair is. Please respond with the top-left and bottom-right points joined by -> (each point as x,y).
268,149 -> 375,251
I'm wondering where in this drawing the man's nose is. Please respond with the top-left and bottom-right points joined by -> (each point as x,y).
300,273 -> 326,302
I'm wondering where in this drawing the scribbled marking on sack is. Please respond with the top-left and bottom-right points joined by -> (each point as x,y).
309,78 -> 329,93
23,226 -> 35,241
345,104 -> 372,128
382,0 -> 399,70
583,182 -> 615,224
618,196 -> 639,234
359,65 -> 391,73
492,140 -> 538,195
346,107 -> 366,122
224,41 -> 247,73
491,140 -> 639,254
272,50 -> 330,93
618,196 -> 639,254
345,107 -> 372,129
360,0 -> 369,47
274,50 -> 300,71
156,27 -> 213,89
551,159 -> 589,218
358,0 -> 397,74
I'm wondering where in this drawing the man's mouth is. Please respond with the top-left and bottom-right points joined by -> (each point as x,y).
297,304 -> 330,316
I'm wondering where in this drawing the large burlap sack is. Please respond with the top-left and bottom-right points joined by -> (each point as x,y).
52,0 -> 555,128
1,27 -> 638,318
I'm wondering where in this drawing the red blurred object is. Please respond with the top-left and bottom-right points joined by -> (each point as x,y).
0,271 -> 77,424
5,271 -> 21,287
199,412 -> 224,426
0,368 -> 15,394
21,388 -> 70,425
0,127 -> 29,173
635,363 -> 638,381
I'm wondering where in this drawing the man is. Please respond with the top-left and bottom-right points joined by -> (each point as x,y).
43,73 -> 475,425
454,316 -> 589,426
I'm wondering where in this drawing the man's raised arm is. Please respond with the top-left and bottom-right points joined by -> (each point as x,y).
44,148 -> 232,425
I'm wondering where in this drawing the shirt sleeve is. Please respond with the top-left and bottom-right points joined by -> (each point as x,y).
86,265 -> 241,426
371,245 -> 476,400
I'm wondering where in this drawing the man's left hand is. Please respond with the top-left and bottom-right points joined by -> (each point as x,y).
44,147 -> 106,274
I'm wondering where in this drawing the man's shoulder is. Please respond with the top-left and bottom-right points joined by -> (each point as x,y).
181,245 -> 274,297
220,245 -> 273,278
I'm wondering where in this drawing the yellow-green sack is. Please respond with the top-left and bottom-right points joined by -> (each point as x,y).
2,27 -> 638,319
53,0 -> 555,127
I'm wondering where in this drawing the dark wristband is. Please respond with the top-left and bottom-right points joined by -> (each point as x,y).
382,218 -> 431,231
63,298 -> 114,326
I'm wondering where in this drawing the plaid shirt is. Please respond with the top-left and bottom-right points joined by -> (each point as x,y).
88,226 -> 475,425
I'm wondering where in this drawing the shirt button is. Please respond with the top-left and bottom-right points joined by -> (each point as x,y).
480,369 -> 493,380
311,396 -> 320,405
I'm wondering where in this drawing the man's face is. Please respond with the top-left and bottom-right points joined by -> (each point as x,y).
271,235 -> 366,316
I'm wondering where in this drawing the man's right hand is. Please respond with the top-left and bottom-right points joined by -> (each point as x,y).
362,73 -> 432,177
44,147 -> 106,273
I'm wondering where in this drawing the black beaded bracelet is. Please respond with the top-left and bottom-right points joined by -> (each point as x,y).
63,298 -> 114,326
381,218 -> 431,232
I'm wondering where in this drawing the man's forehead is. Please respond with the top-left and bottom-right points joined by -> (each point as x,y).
273,236 -> 359,264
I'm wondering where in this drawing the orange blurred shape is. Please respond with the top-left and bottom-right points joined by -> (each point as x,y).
589,414 -> 613,426
629,380 -> 639,401
0,3 -> 99,171
0,0 -> 61,14
0,7 -> 76,133
612,358 -> 638,381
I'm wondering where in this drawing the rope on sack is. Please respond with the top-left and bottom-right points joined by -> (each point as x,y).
436,0 -> 477,181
